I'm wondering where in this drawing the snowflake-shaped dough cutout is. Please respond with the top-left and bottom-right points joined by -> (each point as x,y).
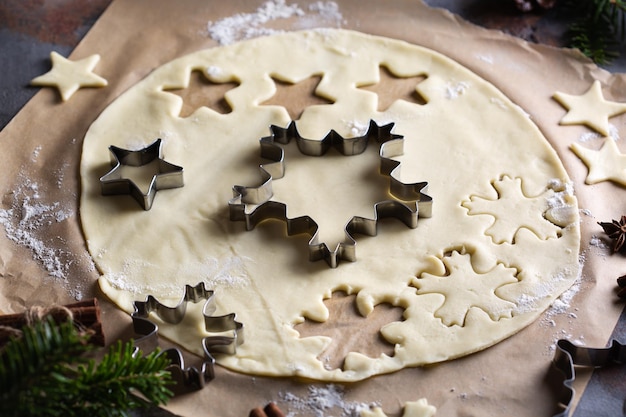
412,251 -> 519,327
462,176 -> 561,244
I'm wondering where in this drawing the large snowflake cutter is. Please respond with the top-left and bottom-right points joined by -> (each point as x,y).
229,120 -> 432,268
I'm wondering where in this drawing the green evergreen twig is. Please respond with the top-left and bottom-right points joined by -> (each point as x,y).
0,318 -> 173,417
563,0 -> 626,64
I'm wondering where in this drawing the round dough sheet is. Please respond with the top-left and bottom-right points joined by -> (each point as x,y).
80,29 -> 580,381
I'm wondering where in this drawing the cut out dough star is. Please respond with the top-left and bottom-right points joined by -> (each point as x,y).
30,51 -> 108,101
571,138 -> 626,186
553,80 -> 626,136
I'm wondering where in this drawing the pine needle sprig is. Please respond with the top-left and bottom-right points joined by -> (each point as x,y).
0,317 -> 174,417
66,341 -> 174,416
0,317 -> 92,414
562,0 -> 626,64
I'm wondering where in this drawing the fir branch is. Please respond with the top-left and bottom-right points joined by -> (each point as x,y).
0,318 -> 173,417
563,0 -> 626,64
67,341 -> 174,416
0,317 -> 92,414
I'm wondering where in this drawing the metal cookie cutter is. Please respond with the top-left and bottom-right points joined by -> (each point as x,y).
229,120 -> 432,268
550,338 -> 626,417
131,282 -> 243,393
100,138 -> 184,210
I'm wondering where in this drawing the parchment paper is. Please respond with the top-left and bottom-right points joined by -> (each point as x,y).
1,1 -> 625,416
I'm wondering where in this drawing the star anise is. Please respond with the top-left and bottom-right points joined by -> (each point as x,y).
598,216 -> 626,253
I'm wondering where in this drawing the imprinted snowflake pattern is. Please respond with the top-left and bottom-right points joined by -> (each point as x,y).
413,251 -> 519,327
462,176 -> 561,244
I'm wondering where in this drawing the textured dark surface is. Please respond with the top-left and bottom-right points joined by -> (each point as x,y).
0,0 -> 112,130
572,304 -> 626,417
1,1 -> 624,416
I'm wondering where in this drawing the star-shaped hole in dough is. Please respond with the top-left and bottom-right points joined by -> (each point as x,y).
412,251 -> 519,327
571,137 -> 626,186
261,75 -> 334,120
100,139 -> 184,210
295,291 -> 404,370
553,80 -> 626,136
462,176 -> 562,244
30,51 -> 107,101
163,69 -> 240,116
358,65 -> 428,111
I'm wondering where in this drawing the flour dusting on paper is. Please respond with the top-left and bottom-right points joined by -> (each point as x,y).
0,178 -> 71,278
206,0 -> 344,45
279,385 -> 376,417
0,171 -> 94,299
579,124 -> 619,142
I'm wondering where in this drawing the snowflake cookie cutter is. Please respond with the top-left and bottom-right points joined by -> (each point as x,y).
550,338 -> 626,417
229,120 -> 432,268
131,282 -> 243,393
100,138 -> 184,210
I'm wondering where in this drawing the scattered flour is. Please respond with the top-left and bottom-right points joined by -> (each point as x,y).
589,235 -> 609,250
540,272 -> 584,353
104,255 -> 252,295
308,1 -> 343,22
206,0 -> 344,45
54,162 -> 70,189
545,179 -> 577,227
31,145 -> 42,161
0,177 -> 73,281
489,97 -> 508,110
444,81 -> 470,99
206,65 -> 224,78
476,54 -> 494,64
579,124 -> 619,142
280,385 -> 377,417
344,119 -> 369,136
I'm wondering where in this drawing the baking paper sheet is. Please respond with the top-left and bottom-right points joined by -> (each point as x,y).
1,1 -> 625,416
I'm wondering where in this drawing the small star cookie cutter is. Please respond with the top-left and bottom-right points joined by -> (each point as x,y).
100,138 -> 184,210
550,338 -> 626,417
229,120 -> 432,268
131,282 -> 243,393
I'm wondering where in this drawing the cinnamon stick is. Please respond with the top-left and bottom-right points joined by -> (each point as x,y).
249,402 -> 285,417
0,298 -> 105,346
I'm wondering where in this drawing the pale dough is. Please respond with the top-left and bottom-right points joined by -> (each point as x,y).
361,399 -> 436,417
553,80 -> 626,136
571,138 -> 626,186
30,52 -> 107,101
80,29 -> 580,381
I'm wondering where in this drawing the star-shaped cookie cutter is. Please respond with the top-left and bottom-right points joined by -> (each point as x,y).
131,282 -> 243,393
229,120 -> 432,268
100,138 -> 184,210
550,338 -> 626,417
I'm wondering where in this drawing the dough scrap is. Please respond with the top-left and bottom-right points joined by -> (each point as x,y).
361,399 -> 437,417
80,29 -> 580,381
553,80 -> 626,136
30,52 -> 107,101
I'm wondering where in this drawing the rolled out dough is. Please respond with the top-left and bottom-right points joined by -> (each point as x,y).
80,29 -> 580,381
